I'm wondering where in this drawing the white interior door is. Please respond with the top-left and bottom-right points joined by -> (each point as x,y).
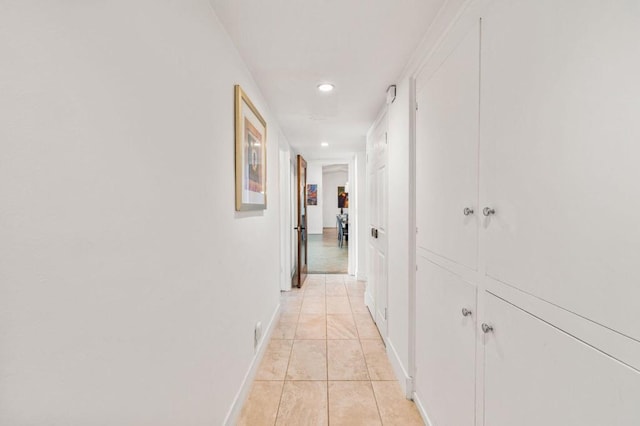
415,258 -> 476,426
480,0 -> 640,341
483,292 -> 640,426
416,21 -> 480,270
366,117 -> 388,338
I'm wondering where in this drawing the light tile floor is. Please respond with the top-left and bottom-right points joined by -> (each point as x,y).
238,274 -> 424,426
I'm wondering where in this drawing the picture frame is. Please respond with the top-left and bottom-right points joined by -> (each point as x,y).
338,186 -> 349,208
235,85 -> 267,211
307,184 -> 318,205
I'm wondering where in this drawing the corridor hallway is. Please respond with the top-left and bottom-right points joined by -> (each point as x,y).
238,274 -> 423,425
307,229 -> 348,274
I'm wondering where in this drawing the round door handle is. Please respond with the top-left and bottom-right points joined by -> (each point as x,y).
481,323 -> 494,333
483,207 -> 496,217
461,308 -> 472,317
463,207 -> 474,216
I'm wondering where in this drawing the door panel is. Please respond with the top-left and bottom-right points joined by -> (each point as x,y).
415,257 -> 476,426
415,22 -> 479,270
481,0 -> 640,340
366,119 -> 388,336
484,293 -> 640,426
374,161 -> 388,335
293,155 -> 307,288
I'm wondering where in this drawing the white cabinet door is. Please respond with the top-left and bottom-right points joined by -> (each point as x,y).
483,293 -> 640,426
415,21 -> 479,270
481,0 -> 640,340
415,257 -> 476,426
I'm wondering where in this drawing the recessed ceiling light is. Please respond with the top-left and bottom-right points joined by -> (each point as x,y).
317,83 -> 334,92
321,142 -> 329,147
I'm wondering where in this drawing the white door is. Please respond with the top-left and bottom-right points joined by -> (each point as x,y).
483,292 -> 640,426
415,21 -> 480,270
415,258 -> 476,426
480,0 -> 640,340
366,117 -> 388,338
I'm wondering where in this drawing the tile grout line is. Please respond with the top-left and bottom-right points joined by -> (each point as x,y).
324,275 -> 331,426
349,279 -> 385,425
273,284 -> 305,425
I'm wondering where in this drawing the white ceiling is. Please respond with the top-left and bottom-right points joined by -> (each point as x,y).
209,0 -> 446,158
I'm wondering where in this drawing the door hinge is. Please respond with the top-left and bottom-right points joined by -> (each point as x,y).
416,227 -> 418,234
415,102 -> 419,111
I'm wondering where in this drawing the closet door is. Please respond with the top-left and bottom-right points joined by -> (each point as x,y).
480,0 -> 640,339
415,259 -> 476,426
415,22 -> 480,270
483,293 -> 640,426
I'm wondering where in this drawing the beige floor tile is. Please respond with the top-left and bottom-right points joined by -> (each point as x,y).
354,313 -> 381,339
348,294 -> 369,313
371,381 -> 424,425
326,283 -> 347,296
286,340 -> 327,380
327,340 -> 369,380
276,381 -> 328,426
327,314 -> 358,339
304,274 -> 326,285
295,313 -> 326,339
325,275 -> 347,285
255,340 -> 293,380
238,381 -> 284,426
347,283 -> 366,297
281,298 -> 302,314
301,296 -> 326,314
272,316 -> 298,340
304,285 -> 326,297
328,381 -> 381,426
282,288 -> 305,298
326,296 -> 351,314
360,339 -> 396,380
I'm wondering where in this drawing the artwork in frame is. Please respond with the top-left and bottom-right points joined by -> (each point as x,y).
338,186 -> 349,208
307,184 -> 318,206
235,85 -> 267,211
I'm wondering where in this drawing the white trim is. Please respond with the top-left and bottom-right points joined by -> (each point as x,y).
386,338 -> 411,398
412,391 -> 435,426
223,303 -> 281,426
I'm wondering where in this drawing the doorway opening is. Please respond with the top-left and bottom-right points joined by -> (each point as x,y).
307,163 -> 349,274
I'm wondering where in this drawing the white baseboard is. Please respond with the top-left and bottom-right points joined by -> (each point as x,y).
386,339 -> 411,397
412,391 -> 435,426
356,273 -> 367,281
364,291 -> 375,316
223,304 -> 281,426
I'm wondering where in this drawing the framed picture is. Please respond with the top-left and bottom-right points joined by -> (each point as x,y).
338,186 -> 349,208
307,184 -> 318,205
235,85 -> 267,211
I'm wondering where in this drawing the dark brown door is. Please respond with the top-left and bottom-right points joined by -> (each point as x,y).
293,155 -> 308,288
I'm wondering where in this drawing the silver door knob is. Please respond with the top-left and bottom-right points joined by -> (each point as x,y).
461,308 -> 472,317
463,207 -> 474,216
481,323 -> 494,333
482,207 -> 496,217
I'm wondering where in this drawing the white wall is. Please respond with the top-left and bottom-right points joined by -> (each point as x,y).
322,170 -> 348,228
305,162 -> 323,234
0,1 -> 286,424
